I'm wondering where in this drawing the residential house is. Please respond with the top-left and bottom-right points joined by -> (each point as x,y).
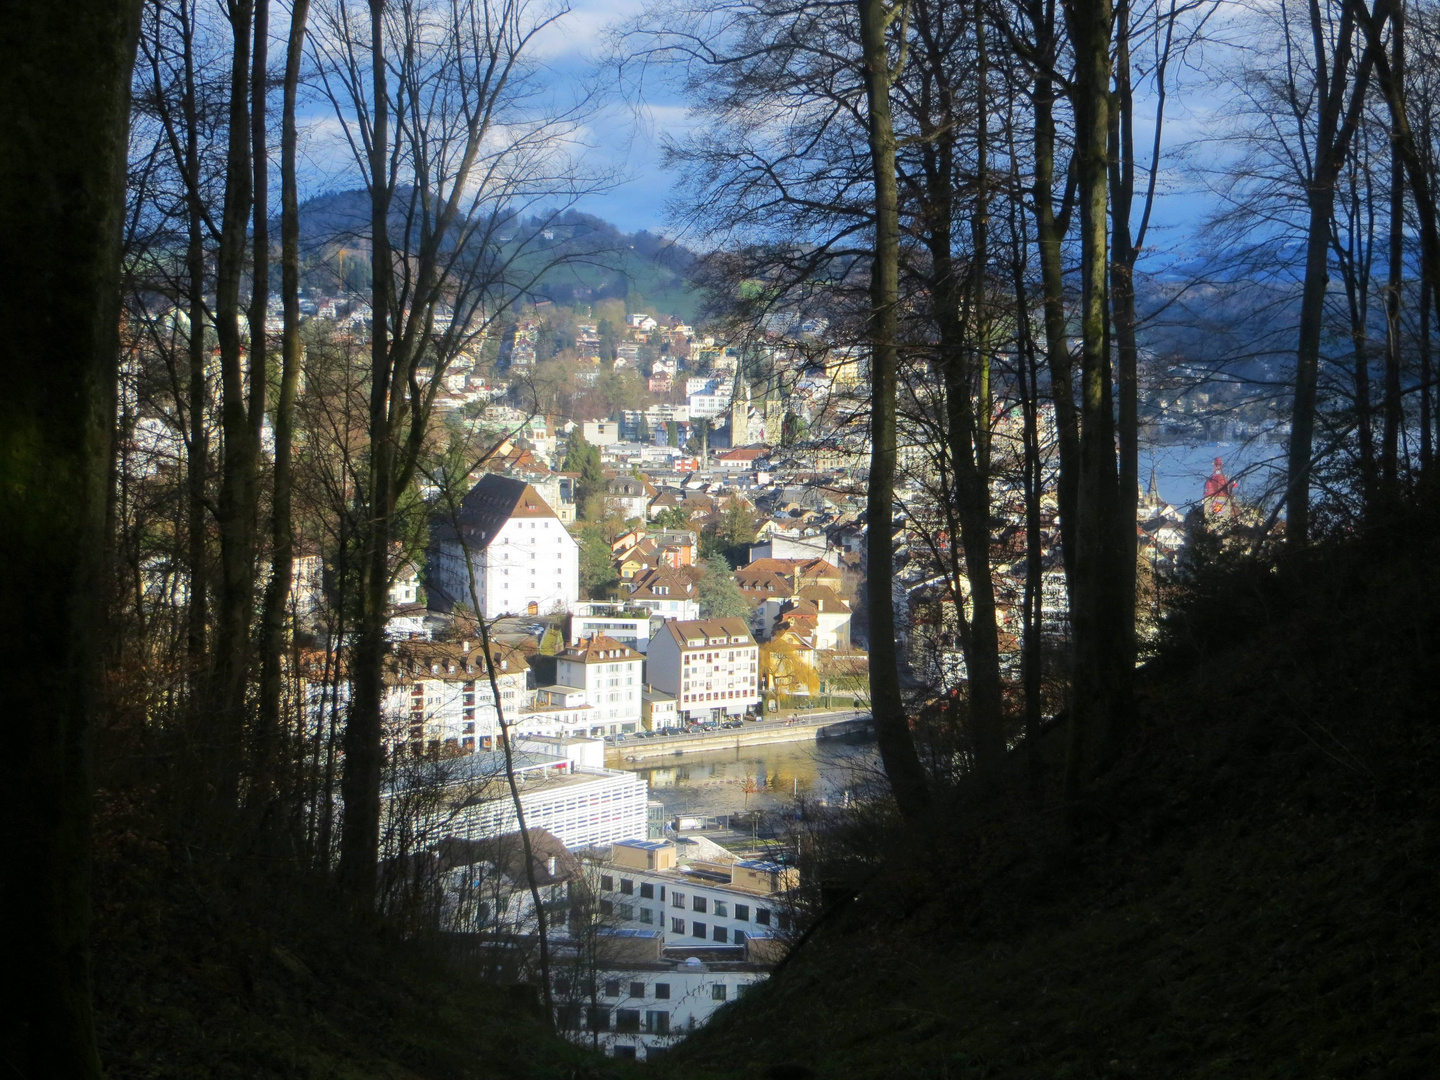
535,635 -> 644,736
625,568 -> 700,622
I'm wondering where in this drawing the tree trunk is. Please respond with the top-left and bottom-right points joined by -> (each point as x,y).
181,0 -> 209,681
256,0 -> 311,814
211,0 -> 258,812
0,0 -> 141,1073
1063,0 -> 1125,794
1382,1 -> 1406,498
1107,0 -> 1144,748
914,0 -> 1006,777
858,0 -> 930,821
339,0 -> 397,904
1287,2 -> 1372,547
1026,0 -> 1081,594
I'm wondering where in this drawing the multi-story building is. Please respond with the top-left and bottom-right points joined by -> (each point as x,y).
641,690 -> 679,731
568,606 -> 657,654
593,839 -> 797,948
428,474 -> 579,618
382,638 -> 529,755
541,635 -> 644,735
556,947 -> 771,1061
646,618 -> 761,724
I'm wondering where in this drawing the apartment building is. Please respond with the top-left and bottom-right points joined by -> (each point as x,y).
645,618 -> 760,723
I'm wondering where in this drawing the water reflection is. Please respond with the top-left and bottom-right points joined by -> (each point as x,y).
622,736 -> 881,818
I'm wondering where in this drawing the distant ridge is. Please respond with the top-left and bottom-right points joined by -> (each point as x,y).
290,190 -> 697,313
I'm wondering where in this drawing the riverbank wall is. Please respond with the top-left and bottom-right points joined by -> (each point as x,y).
607,714 -> 871,764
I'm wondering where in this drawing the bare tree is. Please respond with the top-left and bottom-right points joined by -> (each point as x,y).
309,0 -> 604,904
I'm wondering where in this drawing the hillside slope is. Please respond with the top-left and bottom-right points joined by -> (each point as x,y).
659,525 -> 1440,1079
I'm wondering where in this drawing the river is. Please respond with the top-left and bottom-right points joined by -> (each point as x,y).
617,735 -> 881,820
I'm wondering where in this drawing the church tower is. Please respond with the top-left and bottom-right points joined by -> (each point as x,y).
728,374 -> 751,448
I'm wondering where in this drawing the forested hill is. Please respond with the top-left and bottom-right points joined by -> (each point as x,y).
293,191 -> 698,314
650,514 -> 1440,1080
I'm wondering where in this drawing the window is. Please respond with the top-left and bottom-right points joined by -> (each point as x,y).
639,907 -> 653,924
645,1010 -> 670,1035
713,925 -> 727,943
620,878 -> 634,895
713,900 -> 728,917
586,1006 -> 610,1032
630,981 -> 645,999
556,1003 -> 581,1031
599,899 -> 613,916
712,984 -> 728,1002
671,891 -> 684,908
640,883 -> 654,899
672,917 -> 685,933
733,930 -> 746,945
735,904 -> 749,921
755,908 -> 771,926
600,875 -> 613,891
692,895 -> 707,913
615,1009 -> 640,1033
692,921 -> 706,938
654,982 -> 670,1000
618,903 -> 633,920
613,1046 -> 637,1061
604,980 -> 620,998
778,912 -> 792,931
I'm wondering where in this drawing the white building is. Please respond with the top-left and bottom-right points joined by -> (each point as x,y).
568,607 -> 657,654
641,690 -> 679,731
535,635 -> 644,735
582,419 -> 622,446
558,950 -> 770,1061
429,474 -> 579,618
646,618 -> 761,724
423,746 -> 649,851
389,562 -> 421,607
624,568 -> 701,622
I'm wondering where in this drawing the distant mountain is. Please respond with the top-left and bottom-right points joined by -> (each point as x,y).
291,191 -> 699,316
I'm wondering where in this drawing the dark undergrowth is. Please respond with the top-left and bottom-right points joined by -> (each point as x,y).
90,795 -> 629,1079
650,507 -> 1440,1079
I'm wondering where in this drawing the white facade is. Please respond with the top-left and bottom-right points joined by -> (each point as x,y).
383,643 -> 528,755
559,958 -> 768,1061
430,475 -> 579,619
569,612 -> 656,653
546,636 -> 644,733
646,618 -> 761,723
447,767 -> 649,850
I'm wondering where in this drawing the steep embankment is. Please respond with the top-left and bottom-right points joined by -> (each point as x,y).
662,526 -> 1440,1079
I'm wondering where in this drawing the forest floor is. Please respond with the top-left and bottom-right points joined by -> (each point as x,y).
89,778 -> 631,1078
654,517 -> 1440,1079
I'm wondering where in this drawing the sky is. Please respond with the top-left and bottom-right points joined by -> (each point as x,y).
293,0 -> 1234,247
527,0 -> 1231,248
530,0 -> 688,235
